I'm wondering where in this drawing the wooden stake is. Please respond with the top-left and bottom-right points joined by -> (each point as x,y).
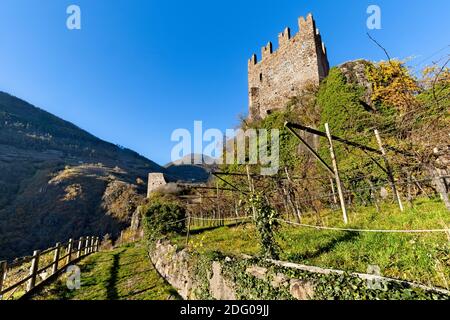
407,171 -> 413,208
325,123 -> 348,224
367,180 -> 380,213
27,250 -> 40,292
246,165 -> 255,193
285,123 -> 335,177
84,237 -> 90,255
52,243 -> 61,275
374,130 -> 404,212
285,167 -> 302,223
0,260 -> 6,296
412,175 -> 430,198
329,177 -> 338,205
77,237 -> 84,258
246,165 -> 257,220
186,214 -> 191,246
431,169 -> 450,211
66,239 -> 73,265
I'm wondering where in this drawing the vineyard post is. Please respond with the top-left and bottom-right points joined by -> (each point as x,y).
325,123 -> 348,224
186,214 -> 191,246
374,130 -> 404,212
329,177 -> 338,205
407,171 -> 413,207
367,180 -> 380,212
246,165 -> 257,220
431,170 -> 450,211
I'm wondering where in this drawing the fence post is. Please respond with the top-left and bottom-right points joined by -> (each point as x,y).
84,237 -> 90,255
95,237 -> 100,252
51,243 -> 61,275
0,260 -> 7,296
374,130 -> 404,212
77,237 -> 84,258
325,123 -> 349,224
26,250 -> 40,292
87,237 -> 91,254
90,237 -> 95,253
66,239 -> 74,265
186,214 -> 191,246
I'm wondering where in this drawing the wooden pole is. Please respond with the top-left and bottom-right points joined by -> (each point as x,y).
325,123 -> 348,224
329,177 -> 338,205
368,180 -> 380,213
186,214 -> 191,246
412,175 -> 430,198
284,167 -> 302,223
51,243 -> 61,275
374,130 -> 404,212
66,239 -> 73,265
246,165 -> 257,221
27,250 -> 40,292
0,260 -> 7,296
84,237 -> 90,255
285,123 -> 335,177
90,236 -> 95,253
407,171 -> 413,208
246,165 -> 255,193
77,237 -> 84,258
431,169 -> 450,211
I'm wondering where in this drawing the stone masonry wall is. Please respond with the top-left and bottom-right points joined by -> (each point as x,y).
147,173 -> 168,198
149,240 -> 450,300
248,13 -> 330,119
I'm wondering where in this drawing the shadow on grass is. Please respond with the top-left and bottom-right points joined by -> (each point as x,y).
106,252 -> 120,300
188,222 -> 247,236
285,231 -> 360,262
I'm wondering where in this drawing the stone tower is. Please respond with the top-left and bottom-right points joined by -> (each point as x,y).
248,13 -> 330,119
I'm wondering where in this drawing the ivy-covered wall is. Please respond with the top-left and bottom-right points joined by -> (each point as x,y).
148,240 -> 450,300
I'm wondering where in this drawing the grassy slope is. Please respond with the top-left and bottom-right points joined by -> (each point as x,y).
32,242 -> 179,300
172,198 -> 450,289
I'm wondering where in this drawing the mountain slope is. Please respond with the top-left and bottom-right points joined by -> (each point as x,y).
164,153 -> 214,183
0,92 -> 164,260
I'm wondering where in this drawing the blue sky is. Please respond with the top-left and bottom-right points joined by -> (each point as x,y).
0,0 -> 449,165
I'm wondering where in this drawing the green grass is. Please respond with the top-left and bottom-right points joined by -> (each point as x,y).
31,241 -> 179,300
172,198 -> 450,289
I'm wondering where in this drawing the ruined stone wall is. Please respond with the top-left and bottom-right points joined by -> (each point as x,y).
147,173 -> 168,198
248,13 -> 330,119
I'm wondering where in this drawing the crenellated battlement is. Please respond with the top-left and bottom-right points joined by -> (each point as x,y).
261,41 -> 273,60
248,13 -> 327,68
248,13 -> 330,119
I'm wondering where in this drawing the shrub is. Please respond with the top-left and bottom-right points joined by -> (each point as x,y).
142,200 -> 186,244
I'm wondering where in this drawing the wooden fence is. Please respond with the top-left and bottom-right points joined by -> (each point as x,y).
0,236 -> 100,300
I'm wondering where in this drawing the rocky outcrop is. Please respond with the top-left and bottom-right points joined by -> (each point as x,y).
338,60 -> 374,108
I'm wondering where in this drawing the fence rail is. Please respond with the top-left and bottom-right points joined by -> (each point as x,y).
0,235 -> 100,300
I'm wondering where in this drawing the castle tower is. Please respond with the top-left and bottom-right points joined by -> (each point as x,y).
248,13 -> 330,119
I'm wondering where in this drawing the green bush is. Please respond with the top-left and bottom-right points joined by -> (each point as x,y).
142,201 -> 186,243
